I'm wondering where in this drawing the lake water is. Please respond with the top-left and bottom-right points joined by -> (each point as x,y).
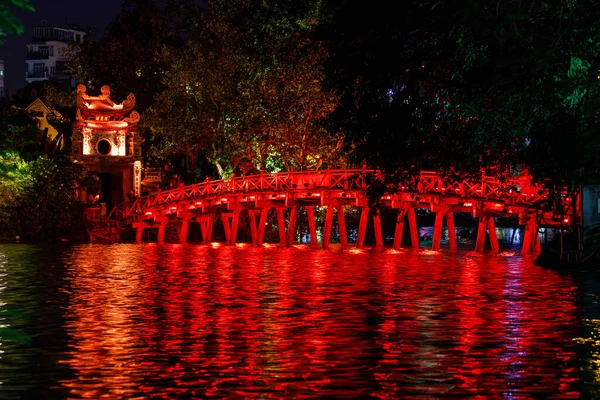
0,237 -> 598,398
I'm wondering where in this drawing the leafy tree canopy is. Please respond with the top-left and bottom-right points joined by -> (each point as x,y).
0,0 -> 34,40
320,0 -> 600,190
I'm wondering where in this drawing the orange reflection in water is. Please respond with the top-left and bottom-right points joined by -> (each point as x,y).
58,245 -> 581,398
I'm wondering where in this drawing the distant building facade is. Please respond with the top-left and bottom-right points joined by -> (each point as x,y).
0,60 -> 4,98
25,22 -> 85,88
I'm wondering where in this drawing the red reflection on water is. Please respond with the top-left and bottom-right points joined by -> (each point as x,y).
59,245 -> 580,398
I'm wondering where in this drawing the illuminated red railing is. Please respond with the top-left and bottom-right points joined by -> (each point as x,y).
107,169 -> 565,221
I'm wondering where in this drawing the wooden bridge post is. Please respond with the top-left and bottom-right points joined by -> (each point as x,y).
393,209 -> 406,250
533,220 -> 541,253
221,213 -> 232,243
337,205 -> 348,248
522,220 -> 532,254
287,205 -> 298,247
407,207 -> 419,248
206,214 -> 216,243
198,216 -> 209,244
306,206 -> 318,247
256,207 -> 270,246
323,204 -> 334,249
157,219 -> 167,244
357,206 -> 369,248
135,223 -> 145,243
276,208 -> 286,246
248,210 -> 258,245
229,208 -> 240,245
373,211 -> 383,248
205,215 -> 214,243
446,211 -> 457,252
522,217 -> 540,254
475,215 -> 488,252
179,218 -> 190,244
199,217 -> 207,243
432,207 -> 447,251
487,216 -> 499,253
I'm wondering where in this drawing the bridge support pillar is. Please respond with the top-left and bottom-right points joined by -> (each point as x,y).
206,216 -> 214,243
357,206 -> 369,248
338,205 -> 348,248
221,213 -> 232,243
248,210 -> 258,245
432,207 -> 447,251
229,209 -> 240,245
306,206 -> 318,247
393,209 -> 406,250
487,216 -> 499,253
432,208 -> 457,251
199,215 -> 214,244
323,204 -> 334,249
277,208 -> 286,246
475,216 -> 488,253
179,218 -> 190,244
287,205 -> 298,247
475,215 -> 499,253
407,207 -> 419,248
156,218 -> 168,244
522,217 -> 540,254
199,217 -> 208,243
447,211 -> 456,252
373,211 -> 383,248
133,222 -> 149,244
257,207 -> 270,246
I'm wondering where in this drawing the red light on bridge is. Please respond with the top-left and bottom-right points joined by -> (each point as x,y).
195,201 -> 202,205
249,196 -> 255,200
463,202 -> 473,207
145,211 -> 153,216
313,193 -> 320,197
563,218 -> 570,224
279,194 -> 286,198
221,198 -> 228,202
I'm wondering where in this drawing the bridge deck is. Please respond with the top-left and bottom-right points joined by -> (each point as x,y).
104,169 -> 579,253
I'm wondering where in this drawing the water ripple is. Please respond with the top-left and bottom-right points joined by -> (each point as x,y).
0,242 -> 587,398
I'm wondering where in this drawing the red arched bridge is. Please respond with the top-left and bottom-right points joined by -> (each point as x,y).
103,169 -> 579,253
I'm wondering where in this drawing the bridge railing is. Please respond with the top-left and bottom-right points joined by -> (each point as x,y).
107,169 -> 555,221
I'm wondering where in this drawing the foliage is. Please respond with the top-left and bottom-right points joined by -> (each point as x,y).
69,0 -> 188,111
0,105 -> 87,241
0,106 -> 40,160
143,0 -> 343,179
0,0 -> 34,40
16,154 -> 87,240
237,36 -> 344,171
142,5 -> 243,178
0,150 -> 33,225
320,0 -> 600,192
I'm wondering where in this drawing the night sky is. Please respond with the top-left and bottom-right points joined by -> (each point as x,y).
0,0 -> 124,96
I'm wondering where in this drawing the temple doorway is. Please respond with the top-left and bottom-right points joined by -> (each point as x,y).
98,173 -> 113,213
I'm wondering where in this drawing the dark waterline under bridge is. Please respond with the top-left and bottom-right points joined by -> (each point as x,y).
102,169 -> 579,253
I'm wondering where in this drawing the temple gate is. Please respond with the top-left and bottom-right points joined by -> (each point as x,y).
71,85 -> 141,214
